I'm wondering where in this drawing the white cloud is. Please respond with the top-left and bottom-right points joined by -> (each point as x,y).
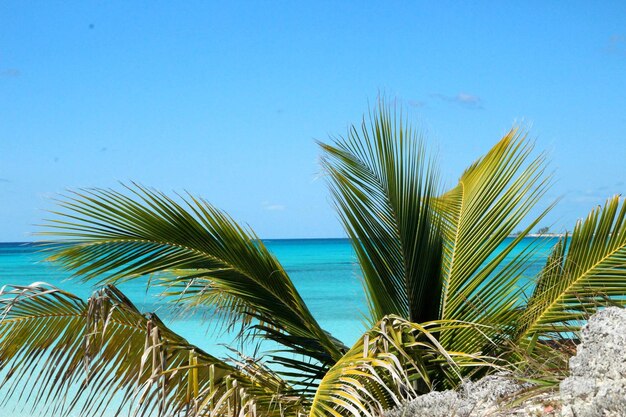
0,68 -> 21,78
261,201 -> 286,211
431,92 -> 484,109
407,99 -> 426,108
606,35 -> 626,56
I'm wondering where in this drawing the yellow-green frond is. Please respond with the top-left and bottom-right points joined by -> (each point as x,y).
516,195 -> 626,349
434,128 -> 552,351
308,316 -> 502,417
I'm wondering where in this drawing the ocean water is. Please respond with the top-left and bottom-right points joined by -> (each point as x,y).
0,237 -> 557,416
0,238 -> 557,351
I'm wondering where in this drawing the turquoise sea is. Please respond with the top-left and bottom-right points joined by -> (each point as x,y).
0,237 -> 557,416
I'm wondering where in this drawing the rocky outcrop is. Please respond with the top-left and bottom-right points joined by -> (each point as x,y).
560,307 -> 626,417
383,374 -> 540,417
385,307 -> 626,417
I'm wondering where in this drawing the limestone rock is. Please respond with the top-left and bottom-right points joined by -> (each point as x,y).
559,307 -> 626,417
384,374 -> 534,417
386,307 -> 626,417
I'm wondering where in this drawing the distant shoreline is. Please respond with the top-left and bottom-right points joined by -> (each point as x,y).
513,233 -> 566,238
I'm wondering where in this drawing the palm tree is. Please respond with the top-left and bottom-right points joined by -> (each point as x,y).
1,105 -> 625,417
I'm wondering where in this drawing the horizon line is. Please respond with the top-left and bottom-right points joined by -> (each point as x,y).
0,234 -> 567,245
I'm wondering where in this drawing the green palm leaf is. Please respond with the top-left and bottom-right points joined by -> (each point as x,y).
516,195 -> 626,349
319,106 -> 444,324
42,184 -> 346,385
434,129 -> 552,351
0,282 -> 304,417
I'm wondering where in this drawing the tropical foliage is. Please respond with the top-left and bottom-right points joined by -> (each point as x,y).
1,105 -> 625,416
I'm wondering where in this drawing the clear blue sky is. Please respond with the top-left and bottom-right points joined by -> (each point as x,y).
1,1 -> 625,241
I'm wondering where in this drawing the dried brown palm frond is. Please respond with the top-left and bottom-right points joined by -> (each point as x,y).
0,282 -> 305,417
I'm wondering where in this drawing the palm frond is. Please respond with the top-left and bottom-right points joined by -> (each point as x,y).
319,105 -> 444,324
308,316 -> 502,417
41,184 -> 346,385
516,195 -> 626,349
0,282 -> 306,417
434,128 -> 552,351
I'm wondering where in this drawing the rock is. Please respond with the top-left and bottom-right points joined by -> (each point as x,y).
559,307 -> 626,417
384,389 -> 460,417
386,307 -> 626,417
384,373 -> 536,417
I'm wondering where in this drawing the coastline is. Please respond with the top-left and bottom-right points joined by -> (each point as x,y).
514,233 -> 566,238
